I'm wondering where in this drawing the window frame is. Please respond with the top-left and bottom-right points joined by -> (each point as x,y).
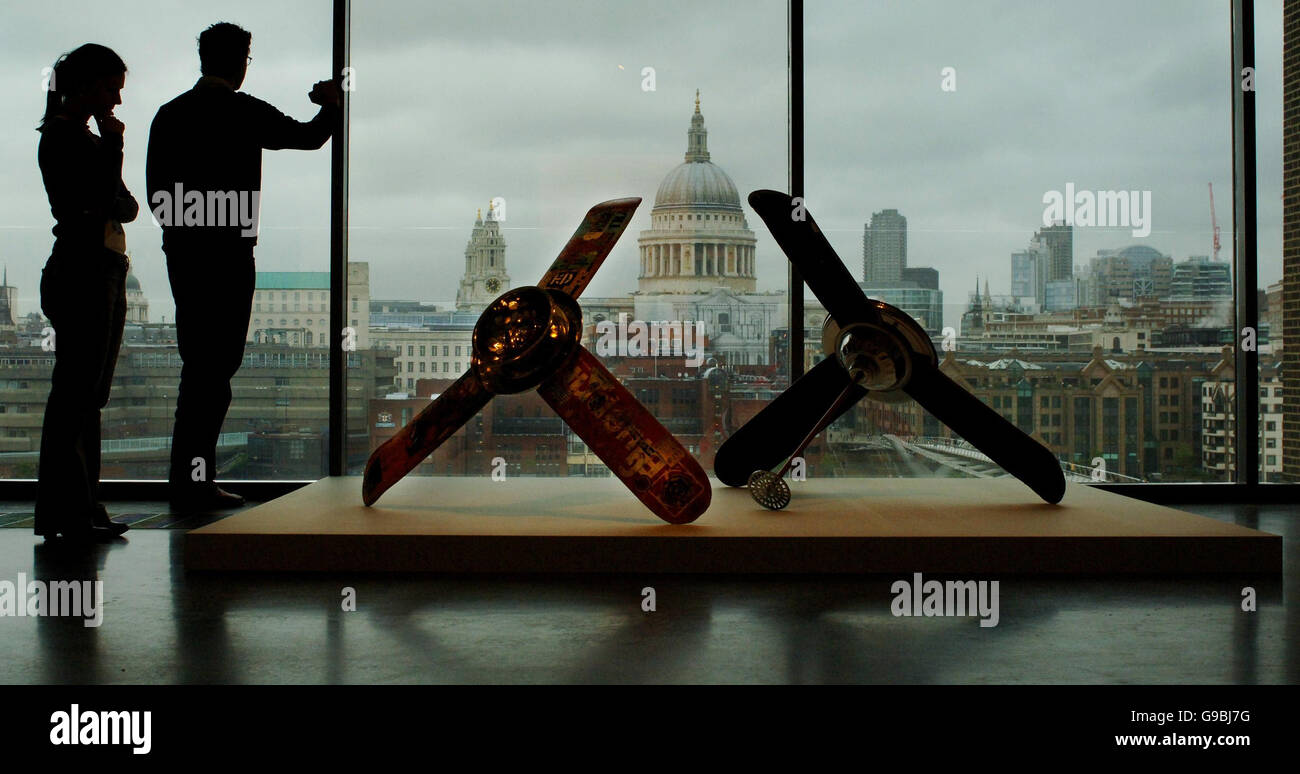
3,0 -> 1289,504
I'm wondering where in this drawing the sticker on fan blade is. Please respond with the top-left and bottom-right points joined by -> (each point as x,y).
539,348 -> 710,524
539,198 -> 640,299
362,371 -> 491,505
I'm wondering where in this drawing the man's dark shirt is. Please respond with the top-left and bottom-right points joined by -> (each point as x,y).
146,76 -> 335,250
38,116 -> 138,255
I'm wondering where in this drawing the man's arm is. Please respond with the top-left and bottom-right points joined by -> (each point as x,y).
144,109 -> 169,218
248,82 -> 341,151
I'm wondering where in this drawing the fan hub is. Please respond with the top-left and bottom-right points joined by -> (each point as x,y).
821,300 -> 937,394
472,287 -> 582,394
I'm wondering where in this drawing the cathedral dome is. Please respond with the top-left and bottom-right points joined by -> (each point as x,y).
654,161 -> 742,211
125,271 -> 141,291
637,93 -> 758,297
652,91 -> 742,212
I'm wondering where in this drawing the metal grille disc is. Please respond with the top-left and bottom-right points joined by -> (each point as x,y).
748,470 -> 791,511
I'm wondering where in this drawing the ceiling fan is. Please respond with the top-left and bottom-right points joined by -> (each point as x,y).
363,197 -> 712,524
715,190 -> 1066,510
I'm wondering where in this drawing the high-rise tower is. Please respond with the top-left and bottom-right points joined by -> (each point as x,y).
863,209 -> 907,283
1036,221 -> 1074,282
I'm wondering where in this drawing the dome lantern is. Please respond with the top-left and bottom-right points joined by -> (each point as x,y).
652,93 -> 743,212
686,89 -> 710,163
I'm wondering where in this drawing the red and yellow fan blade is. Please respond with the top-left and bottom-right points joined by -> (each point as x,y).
538,197 -> 640,300
362,371 -> 492,506
538,345 -> 711,524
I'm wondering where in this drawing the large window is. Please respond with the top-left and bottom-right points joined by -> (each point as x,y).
0,2 -> 333,480
1,1 -> 1288,491
805,0 -> 1254,483
349,0 -> 788,477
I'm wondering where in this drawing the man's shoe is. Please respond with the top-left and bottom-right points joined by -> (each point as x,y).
169,485 -> 246,513
211,486 -> 246,507
90,504 -> 130,536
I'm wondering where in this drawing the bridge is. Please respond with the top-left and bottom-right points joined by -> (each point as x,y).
887,435 -> 1145,483
0,432 -> 249,465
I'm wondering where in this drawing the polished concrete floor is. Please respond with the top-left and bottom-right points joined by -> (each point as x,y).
0,500 -> 1293,684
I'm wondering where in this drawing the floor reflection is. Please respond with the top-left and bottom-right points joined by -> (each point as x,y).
0,503 -> 1290,684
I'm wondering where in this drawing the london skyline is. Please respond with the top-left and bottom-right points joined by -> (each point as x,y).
0,0 -> 1282,325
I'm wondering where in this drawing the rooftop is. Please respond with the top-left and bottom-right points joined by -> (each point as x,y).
256,272 -> 330,290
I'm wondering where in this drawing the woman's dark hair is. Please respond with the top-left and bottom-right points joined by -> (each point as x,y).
38,43 -> 127,131
198,22 -> 252,80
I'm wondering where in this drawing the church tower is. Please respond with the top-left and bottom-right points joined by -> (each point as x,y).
965,275 -> 986,335
0,266 -> 15,328
456,201 -> 511,311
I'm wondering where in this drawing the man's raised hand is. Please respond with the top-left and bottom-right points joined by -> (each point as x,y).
308,80 -> 342,108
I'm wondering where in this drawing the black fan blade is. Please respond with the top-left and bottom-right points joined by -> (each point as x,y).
748,189 -> 877,326
903,365 -> 1066,504
714,357 -> 867,487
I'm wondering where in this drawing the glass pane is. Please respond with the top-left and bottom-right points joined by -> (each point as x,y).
1258,0 -> 1286,482
350,1 -> 789,480
807,0 -> 1234,484
2,3 -> 332,481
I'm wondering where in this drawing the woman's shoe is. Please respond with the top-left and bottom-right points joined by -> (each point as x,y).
58,523 -> 121,544
33,510 -> 58,539
90,504 -> 129,536
33,506 -> 85,539
34,506 -> 123,541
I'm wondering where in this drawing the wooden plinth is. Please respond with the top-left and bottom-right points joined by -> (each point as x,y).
183,476 -> 1281,574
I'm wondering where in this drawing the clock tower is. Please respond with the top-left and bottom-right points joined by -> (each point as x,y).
456,202 -> 511,311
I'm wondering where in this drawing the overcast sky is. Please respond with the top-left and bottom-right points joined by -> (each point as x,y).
0,0 -> 1283,325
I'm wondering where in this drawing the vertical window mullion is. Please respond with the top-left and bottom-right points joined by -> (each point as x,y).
329,0 -> 351,476
1232,0 -> 1259,485
789,0 -> 805,380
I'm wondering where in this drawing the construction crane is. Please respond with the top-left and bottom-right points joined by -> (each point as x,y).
1208,182 -> 1222,261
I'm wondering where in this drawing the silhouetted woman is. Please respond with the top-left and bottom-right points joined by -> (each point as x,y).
35,44 -> 135,540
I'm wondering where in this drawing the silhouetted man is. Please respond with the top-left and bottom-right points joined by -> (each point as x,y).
147,22 -> 340,511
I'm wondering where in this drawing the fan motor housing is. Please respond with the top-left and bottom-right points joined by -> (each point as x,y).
820,300 -> 937,400
472,286 -> 583,394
